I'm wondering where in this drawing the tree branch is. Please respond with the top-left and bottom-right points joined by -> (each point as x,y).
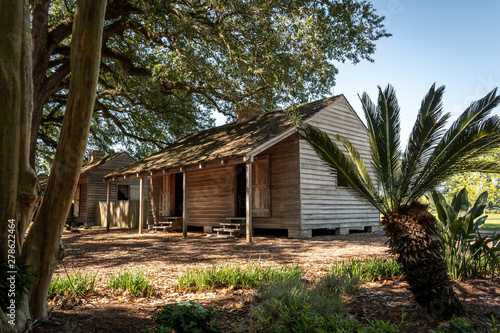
95,100 -> 167,147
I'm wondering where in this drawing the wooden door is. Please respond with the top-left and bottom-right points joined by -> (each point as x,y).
252,155 -> 271,217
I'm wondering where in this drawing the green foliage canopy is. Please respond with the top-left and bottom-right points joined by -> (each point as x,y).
443,149 -> 500,208
33,0 -> 389,172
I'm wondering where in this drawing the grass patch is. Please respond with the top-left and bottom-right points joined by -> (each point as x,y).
107,269 -> 154,297
480,214 -> 500,231
178,264 -> 301,291
48,270 -> 97,298
249,275 -> 403,332
329,257 -> 402,282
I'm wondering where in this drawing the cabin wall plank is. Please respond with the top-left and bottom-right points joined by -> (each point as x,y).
186,165 -> 234,226
82,153 -> 150,226
299,98 -> 379,230
253,135 -> 301,231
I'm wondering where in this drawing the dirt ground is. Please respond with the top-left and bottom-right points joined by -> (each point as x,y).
27,227 -> 500,333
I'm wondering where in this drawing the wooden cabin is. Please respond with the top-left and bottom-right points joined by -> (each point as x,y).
71,150 -> 148,227
104,95 -> 379,238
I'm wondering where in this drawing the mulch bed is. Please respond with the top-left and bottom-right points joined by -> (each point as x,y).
27,227 -> 499,333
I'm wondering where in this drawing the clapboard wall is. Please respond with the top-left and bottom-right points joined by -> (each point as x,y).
74,175 -> 88,225
298,96 -> 379,236
84,153 -> 149,226
253,134 -> 301,233
186,165 -> 235,228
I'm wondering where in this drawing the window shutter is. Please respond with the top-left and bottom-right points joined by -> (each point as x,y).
73,185 -> 80,217
252,155 -> 271,217
160,175 -> 173,216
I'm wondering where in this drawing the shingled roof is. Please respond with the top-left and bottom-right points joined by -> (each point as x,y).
80,153 -> 122,174
105,95 -> 341,179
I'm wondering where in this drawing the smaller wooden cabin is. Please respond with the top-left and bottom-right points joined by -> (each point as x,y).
104,95 -> 379,238
72,150 -> 147,227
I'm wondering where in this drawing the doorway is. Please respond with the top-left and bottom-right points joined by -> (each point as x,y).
235,164 -> 246,217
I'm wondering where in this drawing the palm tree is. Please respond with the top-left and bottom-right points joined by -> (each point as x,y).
298,84 -> 500,318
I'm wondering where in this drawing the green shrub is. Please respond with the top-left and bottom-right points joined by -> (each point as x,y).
488,314 -> 500,333
330,257 -> 402,282
107,269 -> 154,297
178,264 -> 301,291
253,273 -> 361,324
252,297 -> 402,333
429,189 -> 500,280
48,270 -> 97,298
145,302 -> 219,333
429,318 -> 476,333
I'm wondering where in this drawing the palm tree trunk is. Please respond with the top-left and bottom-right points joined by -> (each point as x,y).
382,201 -> 463,318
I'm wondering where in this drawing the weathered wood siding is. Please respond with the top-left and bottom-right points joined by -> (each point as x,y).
186,166 -> 234,227
85,153 -> 149,226
253,135 -> 301,232
74,175 -> 88,225
299,97 -> 379,233
149,175 -> 162,226
95,201 -> 148,228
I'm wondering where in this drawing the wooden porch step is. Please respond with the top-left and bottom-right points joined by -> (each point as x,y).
219,223 -> 244,227
157,221 -> 173,226
152,225 -> 169,231
213,228 -> 241,233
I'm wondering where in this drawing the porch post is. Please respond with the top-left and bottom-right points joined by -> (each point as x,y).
246,162 -> 253,243
106,181 -> 111,232
139,177 -> 144,235
182,171 -> 188,238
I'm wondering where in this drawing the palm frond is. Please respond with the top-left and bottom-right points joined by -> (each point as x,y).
408,90 -> 500,200
297,124 -> 385,212
336,134 -> 374,186
432,88 -> 500,164
360,85 -> 402,209
399,84 -> 450,204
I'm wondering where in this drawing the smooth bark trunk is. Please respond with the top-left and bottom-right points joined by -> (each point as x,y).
22,0 -> 107,321
0,0 -> 37,331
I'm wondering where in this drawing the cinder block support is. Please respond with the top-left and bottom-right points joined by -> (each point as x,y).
334,227 -> 349,235
203,225 -> 213,233
364,226 -> 375,233
288,229 -> 312,238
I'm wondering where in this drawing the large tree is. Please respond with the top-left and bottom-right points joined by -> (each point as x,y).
32,0 -> 389,171
0,0 -> 106,331
299,84 -> 500,317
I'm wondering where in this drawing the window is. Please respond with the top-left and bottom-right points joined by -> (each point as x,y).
117,185 -> 129,200
337,170 -> 348,188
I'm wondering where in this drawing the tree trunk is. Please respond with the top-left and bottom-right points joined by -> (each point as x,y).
381,201 -> 463,318
0,0 -> 37,331
29,0 -> 52,168
21,0 -> 107,323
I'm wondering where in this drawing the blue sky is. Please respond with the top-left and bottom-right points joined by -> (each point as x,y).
334,0 -> 500,143
214,1 -> 500,145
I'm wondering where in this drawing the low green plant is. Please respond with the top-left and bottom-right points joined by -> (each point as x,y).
178,264 -> 301,291
329,257 -> 402,282
48,270 -> 97,298
429,189 -> 500,280
488,314 -> 500,333
252,297 -> 403,333
429,318 -> 476,332
253,273 -> 361,324
107,269 -> 154,297
145,302 -> 219,333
